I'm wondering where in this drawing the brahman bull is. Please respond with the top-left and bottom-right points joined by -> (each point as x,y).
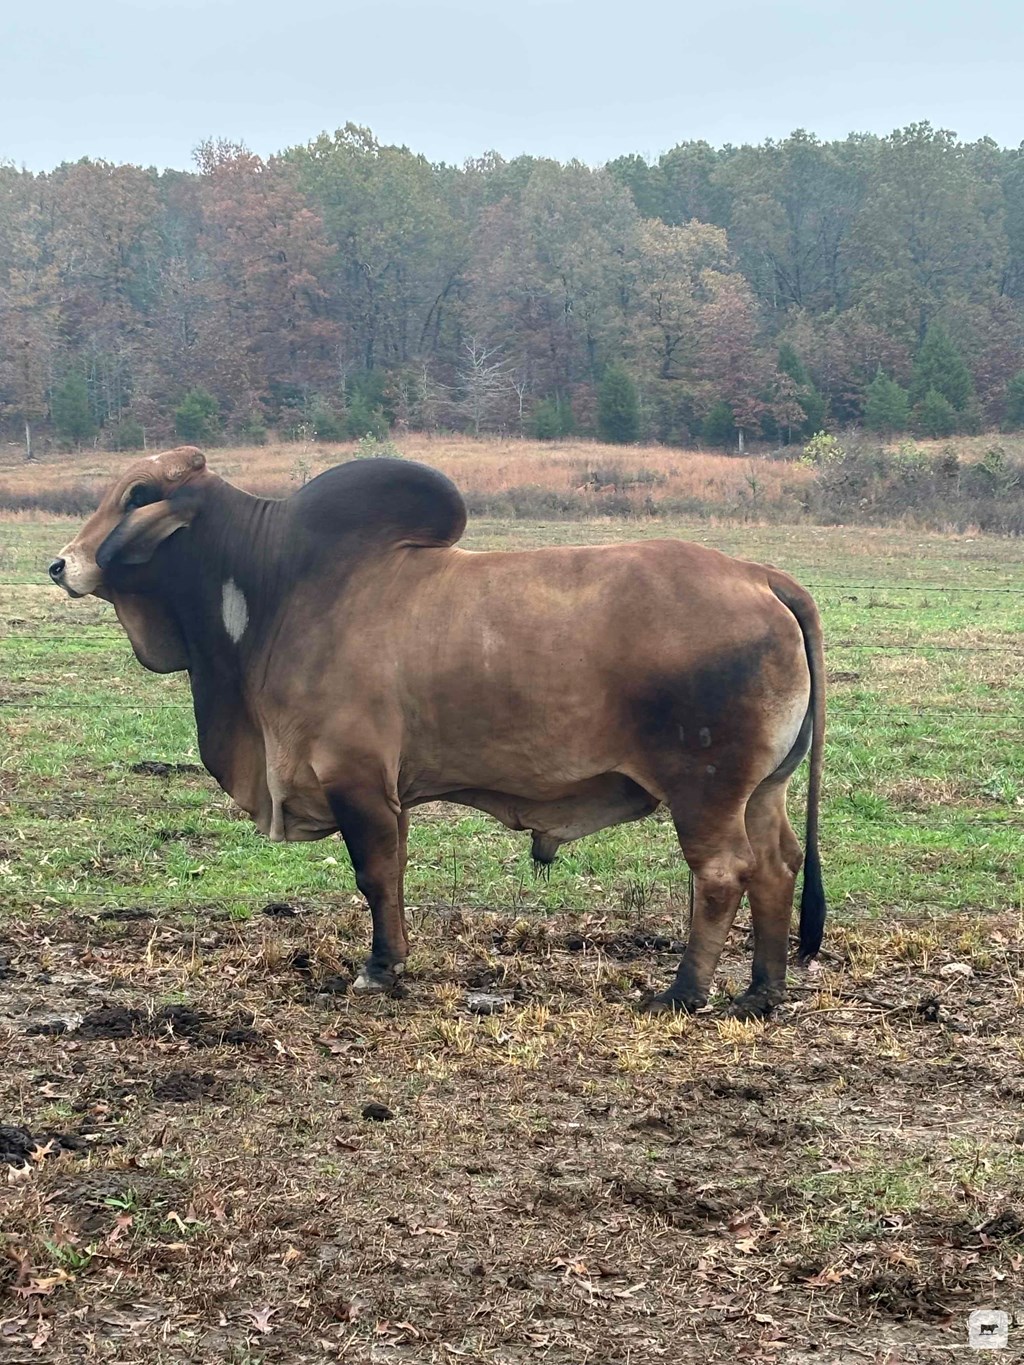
50,447 -> 825,1016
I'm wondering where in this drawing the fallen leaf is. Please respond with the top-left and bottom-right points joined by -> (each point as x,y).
246,1305 -> 277,1334
332,1298 -> 362,1322
553,1258 -> 589,1276
803,1265 -> 850,1287
12,1270 -> 72,1298
97,1304 -> 164,1334
106,1214 -> 134,1246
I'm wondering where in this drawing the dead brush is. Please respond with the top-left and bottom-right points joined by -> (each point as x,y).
715,1016 -> 766,1051
617,876 -> 654,917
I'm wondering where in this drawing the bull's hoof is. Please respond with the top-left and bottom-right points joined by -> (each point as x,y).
728,988 -> 783,1021
638,990 -> 707,1016
352,961 -> 405,995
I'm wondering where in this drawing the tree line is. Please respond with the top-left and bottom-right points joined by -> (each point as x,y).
2,122 -> 1024,456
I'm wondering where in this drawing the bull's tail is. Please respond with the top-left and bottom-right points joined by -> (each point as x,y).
768,569 -> 826,961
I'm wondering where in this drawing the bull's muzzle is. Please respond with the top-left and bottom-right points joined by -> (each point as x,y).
49,549 -> 94,597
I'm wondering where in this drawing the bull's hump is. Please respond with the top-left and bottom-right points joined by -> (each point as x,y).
291,458 -> 466,549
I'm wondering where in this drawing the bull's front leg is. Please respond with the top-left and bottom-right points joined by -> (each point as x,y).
327,787 -> 408,993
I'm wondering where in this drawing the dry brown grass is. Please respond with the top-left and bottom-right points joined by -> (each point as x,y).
0,433 -> 813,521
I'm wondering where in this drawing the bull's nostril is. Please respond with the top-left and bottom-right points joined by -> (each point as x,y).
49,558 -> 66,582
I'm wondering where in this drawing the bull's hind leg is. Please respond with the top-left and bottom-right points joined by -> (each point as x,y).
327,787 -> 408,993
730,780 -> 803,1019
646,808 -> 755,1014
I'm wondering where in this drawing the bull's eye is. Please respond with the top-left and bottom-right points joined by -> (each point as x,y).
124,485 -> 159,512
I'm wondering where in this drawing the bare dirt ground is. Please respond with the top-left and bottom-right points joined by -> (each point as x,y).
1,896 -> 1021,1363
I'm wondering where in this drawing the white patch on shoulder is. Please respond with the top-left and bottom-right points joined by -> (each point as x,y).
221,579 -> 248,644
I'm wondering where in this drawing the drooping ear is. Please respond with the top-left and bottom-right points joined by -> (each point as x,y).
107,591 -> 189,674
96,491 -> 200,569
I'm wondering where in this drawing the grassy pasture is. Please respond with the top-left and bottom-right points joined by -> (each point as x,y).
0,496 -> 1023,1361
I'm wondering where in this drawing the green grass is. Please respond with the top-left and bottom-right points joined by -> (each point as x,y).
2,516 -> 1023,924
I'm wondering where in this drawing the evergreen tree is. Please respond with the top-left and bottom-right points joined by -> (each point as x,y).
174,388 -> 221,444
110,416 -> 146,451
911,324 -> 973,410
798,386 -> 827,435
597,365 -> 639,444
1004,371 -> 1024,429
915,387 -> 957,437
777,342 -> 810,389
776,344 -> 826,436
51,374 -> 97,448
863,371 -> 911,433
531,396 -> 574,440
309,401 -> 347,442
702,400 -> 736,448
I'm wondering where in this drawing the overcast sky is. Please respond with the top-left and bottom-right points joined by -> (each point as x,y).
2,0 -> 1021,171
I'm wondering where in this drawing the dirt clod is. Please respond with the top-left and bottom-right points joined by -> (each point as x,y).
75,1004 -> 263,1048
26,1019 -> 69,1035
262,901 -> 299,917
152,1070 -> 222,1103
317,974 -> 349,995
0,1124 -> 87,1165
977,1208 -> 1024,1242
361,1102 -> 395,1122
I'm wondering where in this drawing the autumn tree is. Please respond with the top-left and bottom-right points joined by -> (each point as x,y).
288,125 -> 462,376
696,272 -> 767,449
46,160 -> 162,425
195,140 -> 340,416
469,160 -> 639,396
849,124 -> 1004,341
629,218 -> 729,381
714,131 -> 867,314
0,270 -> 60,459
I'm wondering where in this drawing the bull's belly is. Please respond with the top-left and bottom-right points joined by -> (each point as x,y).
420,773 -> 660,860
